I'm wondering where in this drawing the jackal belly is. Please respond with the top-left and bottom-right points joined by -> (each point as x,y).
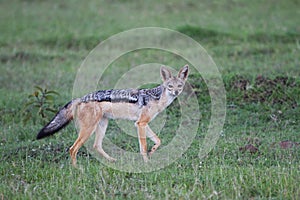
100,102 -> 142,121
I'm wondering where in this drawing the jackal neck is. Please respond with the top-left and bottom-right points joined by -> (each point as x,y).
80,85 -> 163,107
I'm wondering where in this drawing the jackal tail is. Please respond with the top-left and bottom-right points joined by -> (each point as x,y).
37,99 -> 80,139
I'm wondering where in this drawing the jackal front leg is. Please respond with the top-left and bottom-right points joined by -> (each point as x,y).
146,126 -> 161,156
136,116 -> 150,162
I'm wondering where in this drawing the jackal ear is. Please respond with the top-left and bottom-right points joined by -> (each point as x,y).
178,65 -> 189,81
160,66 -> 173,81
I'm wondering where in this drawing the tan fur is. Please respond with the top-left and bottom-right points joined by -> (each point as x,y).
68,65 -> 188,166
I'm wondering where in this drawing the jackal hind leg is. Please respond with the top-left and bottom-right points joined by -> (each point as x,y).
146,126 -> 161,156
69,125 -> 98,167
69,103 -> 102,167
93,117 -> 116,162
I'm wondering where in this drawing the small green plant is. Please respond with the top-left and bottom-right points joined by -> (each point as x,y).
22,86 -> 60,125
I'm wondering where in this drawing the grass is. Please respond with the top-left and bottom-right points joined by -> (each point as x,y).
1,0 -> 299,199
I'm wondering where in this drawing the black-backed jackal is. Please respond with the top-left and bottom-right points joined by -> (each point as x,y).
37,65 -> 189,166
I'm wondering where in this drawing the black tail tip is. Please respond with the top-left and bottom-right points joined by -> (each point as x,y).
36,129 -> 51,140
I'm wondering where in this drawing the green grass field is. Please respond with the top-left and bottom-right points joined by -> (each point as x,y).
1,0 -> 299,199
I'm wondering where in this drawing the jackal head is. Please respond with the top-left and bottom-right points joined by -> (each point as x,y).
161,65 -> 189,97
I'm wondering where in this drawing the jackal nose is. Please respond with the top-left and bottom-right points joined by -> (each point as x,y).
175,91 -> 179,95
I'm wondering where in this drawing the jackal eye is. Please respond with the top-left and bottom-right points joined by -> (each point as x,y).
177,84 -> 183,88
168,84 -> 174,88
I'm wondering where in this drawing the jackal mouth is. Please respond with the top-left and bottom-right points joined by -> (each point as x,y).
169,91 -> 180,97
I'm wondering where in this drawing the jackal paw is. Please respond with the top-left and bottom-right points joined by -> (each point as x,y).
107,157 -> 117,162
142,154 -> 149,162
